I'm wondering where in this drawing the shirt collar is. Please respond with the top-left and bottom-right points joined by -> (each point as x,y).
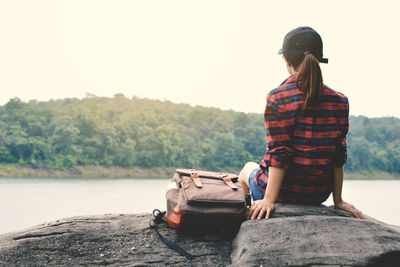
286,74 -> 298,84
280,74 -> 298,86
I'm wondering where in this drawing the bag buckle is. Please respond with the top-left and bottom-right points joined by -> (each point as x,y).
219,173 -> 239,190
189,169 -> 203,188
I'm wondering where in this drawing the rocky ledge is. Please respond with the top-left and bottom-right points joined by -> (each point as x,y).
1,204 -> 400,266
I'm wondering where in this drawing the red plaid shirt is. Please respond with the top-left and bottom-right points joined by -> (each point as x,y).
255,74 -> 349,204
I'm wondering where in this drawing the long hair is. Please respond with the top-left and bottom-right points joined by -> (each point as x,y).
295,52 -> 323,109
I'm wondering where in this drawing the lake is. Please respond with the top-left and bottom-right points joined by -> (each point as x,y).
0,178 -> 399,234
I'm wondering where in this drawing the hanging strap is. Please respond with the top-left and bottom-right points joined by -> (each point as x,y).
150,209 -> 194,260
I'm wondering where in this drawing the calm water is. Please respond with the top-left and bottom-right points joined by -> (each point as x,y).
0,178 -> 399,234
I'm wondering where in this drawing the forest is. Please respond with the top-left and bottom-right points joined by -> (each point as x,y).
0,95 -> 399,177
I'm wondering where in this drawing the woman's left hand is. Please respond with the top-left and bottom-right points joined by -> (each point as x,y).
248,198 -> 275,220
334,200 -> 365,219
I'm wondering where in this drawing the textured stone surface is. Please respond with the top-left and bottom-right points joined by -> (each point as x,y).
231,203 -> 400,267
0,213 -> 234,266
1,204 -> 400,266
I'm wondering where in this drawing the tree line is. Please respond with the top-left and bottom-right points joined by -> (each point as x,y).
0,95 -> 399,174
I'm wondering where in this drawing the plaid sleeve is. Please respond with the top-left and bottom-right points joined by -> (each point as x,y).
333,101 -> 349,167
263,93 -> 295,169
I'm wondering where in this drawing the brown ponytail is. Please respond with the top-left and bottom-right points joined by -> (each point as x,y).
296,52 -> 323,109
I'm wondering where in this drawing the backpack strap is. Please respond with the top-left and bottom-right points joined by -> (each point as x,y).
219,173 -> 239,190
189,169 -> 203,188
150,209 -> 194,260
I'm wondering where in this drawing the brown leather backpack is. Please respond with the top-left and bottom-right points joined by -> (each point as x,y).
165,169 -> 247,230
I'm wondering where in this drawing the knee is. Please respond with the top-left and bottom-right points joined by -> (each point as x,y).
244,162 -> 258,170
239,162 -> 258,181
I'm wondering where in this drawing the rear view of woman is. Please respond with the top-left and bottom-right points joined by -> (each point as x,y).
239,26 -> 365,220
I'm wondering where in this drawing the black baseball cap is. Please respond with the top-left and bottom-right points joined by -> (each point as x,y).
278,26 -> 328,67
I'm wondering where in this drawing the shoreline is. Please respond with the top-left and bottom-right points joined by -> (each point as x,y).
0,164 -> 174,179
0,164 -> 398,180
344,171 -> 400,180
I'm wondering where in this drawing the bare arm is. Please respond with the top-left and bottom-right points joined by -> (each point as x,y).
332,166 -> 344,204
333,166 -> 365,219
248,166 -> 286,220
264,167 -> 286,203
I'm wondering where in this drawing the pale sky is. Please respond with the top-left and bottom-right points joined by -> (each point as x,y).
1,0 -> 399,117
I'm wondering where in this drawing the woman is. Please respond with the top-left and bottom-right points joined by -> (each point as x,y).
239,26 -> 365,220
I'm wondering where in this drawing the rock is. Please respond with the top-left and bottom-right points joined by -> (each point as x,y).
231,204 -> 400,266
0,213 -> 234,266
0,204 -> 400,266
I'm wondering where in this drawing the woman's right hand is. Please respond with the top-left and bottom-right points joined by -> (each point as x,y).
334,200 -> 365,219
248,198 -> 275,220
